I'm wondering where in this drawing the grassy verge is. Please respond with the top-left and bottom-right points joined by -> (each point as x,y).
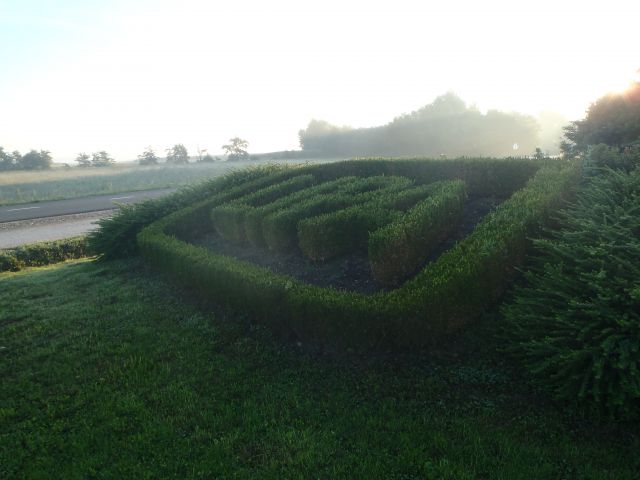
1,259 -> 638,478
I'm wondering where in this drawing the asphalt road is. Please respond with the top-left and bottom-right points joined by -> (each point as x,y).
0,188 -> 175,223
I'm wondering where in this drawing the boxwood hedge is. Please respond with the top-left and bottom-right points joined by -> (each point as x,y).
136,158 -> 578,351
298,181 -> 463,264
369,180 -> 467,285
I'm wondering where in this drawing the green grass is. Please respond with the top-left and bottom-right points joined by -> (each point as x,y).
1,259 -> 638,479
0,159 -> 337,206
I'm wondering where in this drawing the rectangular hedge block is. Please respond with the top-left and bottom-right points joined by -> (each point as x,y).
261,176 -> 413,251
297,182 -> 449,262
369,180 -> 467,286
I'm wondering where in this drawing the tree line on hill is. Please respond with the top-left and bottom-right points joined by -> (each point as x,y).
3,84 -> 638,172
298,92 -> 560,158
0,138 -> 253,172
0,148 -> 52,171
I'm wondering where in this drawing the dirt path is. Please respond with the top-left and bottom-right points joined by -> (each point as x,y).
0,211 -> 113,249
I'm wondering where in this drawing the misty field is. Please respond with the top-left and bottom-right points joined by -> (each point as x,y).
0,159 -> 339,206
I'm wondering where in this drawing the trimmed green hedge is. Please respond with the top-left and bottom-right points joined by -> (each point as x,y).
261,176 -> 413,252
210,174 -> 316,243
298,182 -> 454,262
244,176 -> 360,247
369,180 -> 467,285
88,164 -> 296,258
137,158 -> 579,351
0,237 -> 89,272
92,157 -> 541,259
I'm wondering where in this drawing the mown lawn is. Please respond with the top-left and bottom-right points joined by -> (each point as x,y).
1,259 -> 638,479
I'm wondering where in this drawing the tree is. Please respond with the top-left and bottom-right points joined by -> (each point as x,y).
18,150 -> 52,170
222,137 -> 249,161
75,152 -> 91,167
562,80 -> 640,156
91,151 -> 114,167
0,146 -> 15,171
166,144 -> 189,164
0,149 -> 22,171
138,147 -> 159,165
297,93 -> 540,157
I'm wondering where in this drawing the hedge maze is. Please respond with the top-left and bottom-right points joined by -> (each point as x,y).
138,158 -> 579,351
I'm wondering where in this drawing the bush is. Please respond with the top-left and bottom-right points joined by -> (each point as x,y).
585,143 -> 640,173
502,168 -> 640,419
210,174 -> 315,243
137,158 -> 579,351
88,165 -> 293,259
244,176 -> 360,247
0,237 -> 89,272
261,176 -> 413,251
369,180 -> 467,285
298,183 -> 441,262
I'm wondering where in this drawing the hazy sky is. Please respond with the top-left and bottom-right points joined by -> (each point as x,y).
1,0 -> 638,162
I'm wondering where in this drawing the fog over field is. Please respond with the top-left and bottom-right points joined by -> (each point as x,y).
0,0 -> 638,163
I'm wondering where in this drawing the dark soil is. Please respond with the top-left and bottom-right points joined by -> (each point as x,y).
193,196 -> 503,294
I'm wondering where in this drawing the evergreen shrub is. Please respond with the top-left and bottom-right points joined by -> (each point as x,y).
503,168 -> 640,419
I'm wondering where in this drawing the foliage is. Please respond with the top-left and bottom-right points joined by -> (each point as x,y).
210,174 -> 316,243
166,144 -> 189,164
243,176 -> 361,247
19,150 -> 52,170
91,150 -> 115,167
299,93 -> 540,157
0,147 -> 51,171
137,158 -> 578,350
502,168 -> 640,419
562,82 -> 640,155
369,180 -> 467,285
222,137 -> 249,161
75,152 -> 91,167
87,165 -> 290,259
138,146 -> 159,165
0,237 -> 88,272
297,182 -> 440,262
260,176 -> 412,252
584,143 -> 640,172
2,259 -> 639,478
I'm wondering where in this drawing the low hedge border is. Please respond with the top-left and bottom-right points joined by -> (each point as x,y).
91,157 -> 542,259
244,176 -> 361,247
369,180 -> 467,285
209,174 -> 316,243
298,181 -> 456,262
212,174 -> 403,246
88,164 -> 298,258
0,237 -> 89,273
137,158 -> 579,351
260,176 -> 414,252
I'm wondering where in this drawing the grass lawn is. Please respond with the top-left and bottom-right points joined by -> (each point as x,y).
1,259 -> 638,479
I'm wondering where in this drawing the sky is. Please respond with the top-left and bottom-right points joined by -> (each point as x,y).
0,0 -> 638,162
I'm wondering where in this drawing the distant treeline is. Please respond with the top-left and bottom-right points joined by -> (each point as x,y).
0,148 -> 52,171
299,93 -> 544,158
